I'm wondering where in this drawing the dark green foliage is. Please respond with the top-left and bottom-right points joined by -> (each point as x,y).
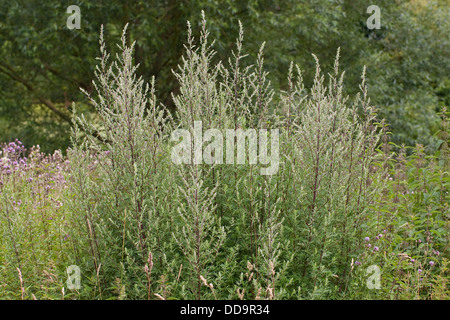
1,1 -> 448,152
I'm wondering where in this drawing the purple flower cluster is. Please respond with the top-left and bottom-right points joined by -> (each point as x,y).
1,140 -> 28,176
1,141 -> 69,213
363,231 -> 387,254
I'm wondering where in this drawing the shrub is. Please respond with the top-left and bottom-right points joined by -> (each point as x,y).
0,15 -> 447,300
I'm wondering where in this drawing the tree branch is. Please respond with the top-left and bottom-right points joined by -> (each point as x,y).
0,62 -> 71,122
0,62 -> 108,144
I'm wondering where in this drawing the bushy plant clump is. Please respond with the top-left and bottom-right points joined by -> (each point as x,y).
0,15 -> 447,300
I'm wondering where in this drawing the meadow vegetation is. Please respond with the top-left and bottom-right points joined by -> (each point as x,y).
0,17 -> 448,300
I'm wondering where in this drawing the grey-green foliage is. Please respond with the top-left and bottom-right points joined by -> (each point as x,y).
67,16 -> 385,299
168,12 -> 289,299
278,50 -> 384,296
170,15 -> 228,300
68,24 -> 172,298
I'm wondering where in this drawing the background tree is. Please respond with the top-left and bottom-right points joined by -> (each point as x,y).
0,0 -> 448,153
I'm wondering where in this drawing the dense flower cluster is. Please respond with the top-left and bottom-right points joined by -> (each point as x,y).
1,140 -> 69,187
0,140 -> 70,220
